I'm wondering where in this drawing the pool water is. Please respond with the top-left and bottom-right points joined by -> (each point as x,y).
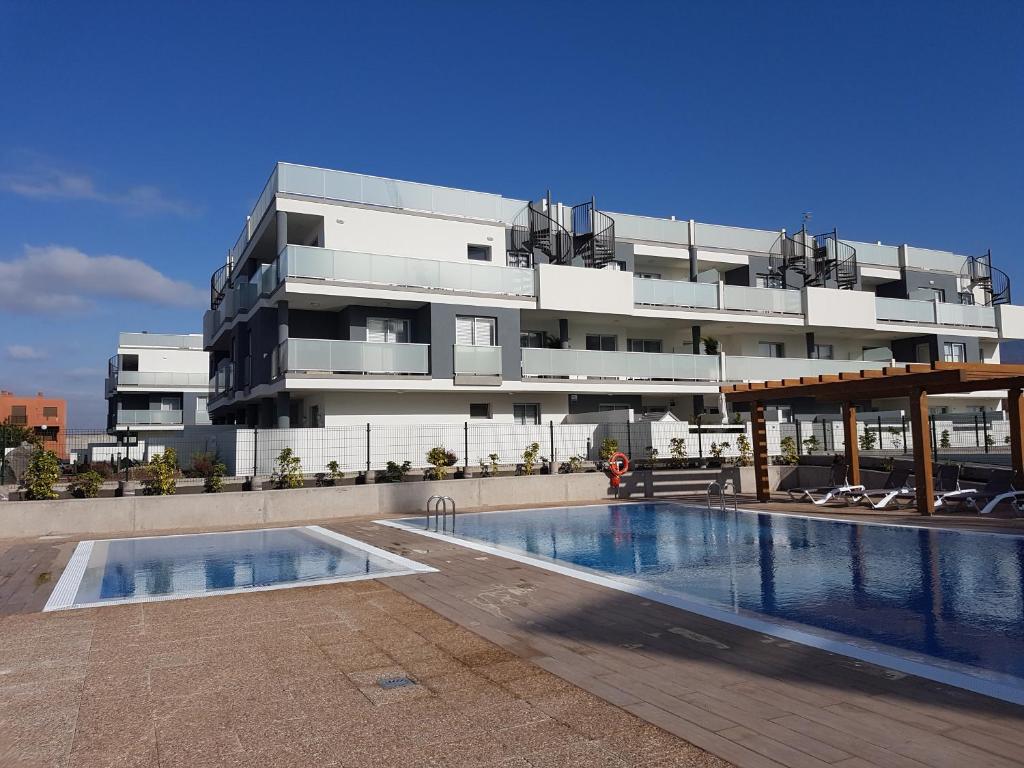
45,526 -> 435,610
391,503 -> 1024,696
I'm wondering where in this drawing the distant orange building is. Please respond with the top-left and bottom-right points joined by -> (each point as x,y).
0,391 -> 67,459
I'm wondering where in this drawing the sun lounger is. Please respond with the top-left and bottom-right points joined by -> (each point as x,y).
852,467 -> 913,509
787,462 -> 864,506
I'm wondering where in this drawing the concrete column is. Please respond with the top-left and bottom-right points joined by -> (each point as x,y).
276,391 -> 290,429
558,318 -> 570,349
276,211 -> 288,255
805,331 -> 816,359
691,325 -> 701,354
688,220 -> 698,281
277,301 -> 289,346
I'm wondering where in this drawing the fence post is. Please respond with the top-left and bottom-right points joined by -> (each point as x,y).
901,415 -> 908,455
974,415 -> 980,447
626,418 -> 632,458
464,421 -> 469,472
252,426 -> 258,480
930,415 -> 938,463
982,411 -> 990,454
795,419 -> 802,455
876,415 -> 882,452
366,422 -> 371,475
697,419 -> 703,459
549,420 -> 555,465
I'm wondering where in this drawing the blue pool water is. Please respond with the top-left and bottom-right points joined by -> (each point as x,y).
397,503 -> 1024,689
49,526 -> 431,609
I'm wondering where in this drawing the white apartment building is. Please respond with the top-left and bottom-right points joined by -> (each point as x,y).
202,163 -> 1024,428
105,332 -> 210,432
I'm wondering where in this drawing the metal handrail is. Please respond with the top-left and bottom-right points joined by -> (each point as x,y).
425,495 -> 456,532
706,481 -> 737,513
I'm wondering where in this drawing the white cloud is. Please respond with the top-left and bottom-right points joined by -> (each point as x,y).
1,166 -> 196,216
0,245 -> 207,313
6,344 -> 48,360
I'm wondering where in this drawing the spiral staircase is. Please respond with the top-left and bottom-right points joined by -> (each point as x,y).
960,250 -> 1011,306
507,196 -> 616,269
768,227 -> 857,290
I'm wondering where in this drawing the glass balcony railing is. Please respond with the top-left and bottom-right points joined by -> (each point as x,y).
721,356 -> 888,382
115,410 -> 184,426
521,348 -> 720,382
875,297 -> 996,328
283,339 -> 429,375
113,371 -> 209,388
454,345 -> 502,376
634,278 -> 802,315
118,332 -> 203,350
280,245 -> 536,298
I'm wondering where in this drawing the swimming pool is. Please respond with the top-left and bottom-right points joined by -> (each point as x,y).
45,526 -> 436,611
382,502 -> 1024,704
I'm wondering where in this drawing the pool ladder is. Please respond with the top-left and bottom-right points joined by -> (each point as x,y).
426,495 -> 456,532
706,481 -> 737,512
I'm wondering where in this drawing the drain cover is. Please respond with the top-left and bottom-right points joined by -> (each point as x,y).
377,675 -> 415,689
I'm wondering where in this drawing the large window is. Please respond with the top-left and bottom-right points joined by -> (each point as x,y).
944,342 -> 967,363
42,406 -> 58,418
627,338 -> 663,353
520,331 -> 545,348
367,317 -> 410,343
810,344 -> 834,360
456,316 -> 496,346
757,342 -> 785,358
467,245 -> 492,262
9,405 -> 26,425
513,403 -> 540,425
469,403 -> 492,419
586,334 -> 617,352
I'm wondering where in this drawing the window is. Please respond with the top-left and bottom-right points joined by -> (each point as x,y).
195,396 -> 208,416
810,344 -> 834,360
456,316 -> 496,346
757,342 -> 785,358
310,405 -> 321,427
756,274 -> 783,289
513,403 -> 540,425
42,406 -> 58,418
916,342 -> 932,363
520,331 -> 545,348
160,397 -> 179,412
469,403 -> 492,419
944,342 -> 967,363
467,245 -> 492,262
914,287 -> 946,302
598,403 -> 624,412
9,405 -> 27,425
635,271 -> 662,280
506,252 -> 531,268
367,317 -> 410,344
627,339 -> 663,353
586,334 -> 617,352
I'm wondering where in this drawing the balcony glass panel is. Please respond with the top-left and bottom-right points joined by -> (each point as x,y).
875,297 -> 937,324
115,410 -> 184,426
454,345 -> 502,376
904,247 -> 965,274
634,277 -> 718,309
115,371 -> 208,388
848,241 -> 899,268
283,245 -> 535,297
722,356 -> 887,382
521,349 -> 719,381
694,223 -> 778,253
118,332 -> 202,349
935,302 -> 996,328
723,285 -> 802,314
285,339 -> 429,375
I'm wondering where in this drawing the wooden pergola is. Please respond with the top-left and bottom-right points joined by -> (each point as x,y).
721,363 -> 1024,515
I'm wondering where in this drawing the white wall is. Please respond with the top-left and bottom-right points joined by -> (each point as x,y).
304,391 -> 570,426
804,286 -> 875,330
122,346 -> 208,375
280,198 -> 507,265
536,263 -> 634,315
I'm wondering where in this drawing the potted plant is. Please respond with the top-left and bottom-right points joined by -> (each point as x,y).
701,336 -> 719,355
479,453 -> 499,478
735,434 -> 752,467
668,437 -> 687,468
707,441 -> 729,468
425,447 -> 457,480
779,435 -> 799,465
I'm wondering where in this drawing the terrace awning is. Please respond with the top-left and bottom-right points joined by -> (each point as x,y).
720,363 -> 1024,515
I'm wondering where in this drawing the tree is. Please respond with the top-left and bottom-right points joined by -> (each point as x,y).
22,448 -> 60,500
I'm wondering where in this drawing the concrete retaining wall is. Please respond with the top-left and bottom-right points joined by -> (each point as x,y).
0,472 -> 616,539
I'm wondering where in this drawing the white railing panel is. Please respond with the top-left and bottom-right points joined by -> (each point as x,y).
286,339 -> 429,375
119,332 -> 202,350
875,297 -> 936,324
723,356 -> 887,382
454,345 -> 502,376
905,247 -> 965,274
694,223 -> 778,253
723,285 -> 802,314
936,302 -> 996,328
521,349 -> 718,381
115,371 -> 208,388
634,277 -> 718,309
116,410 -> 184,426
848,240 -> 899,267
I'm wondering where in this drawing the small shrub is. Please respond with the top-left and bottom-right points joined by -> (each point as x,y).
203,459 -> 227,493
859,429 -> 877,452
68,470 -> 103,499
271,447 -> 303,489
559,455 -> 584,474
1005,435 -> 1012,445
425,446 -> 458,481
376,460 -> 411,483
709,442 -> 729,461
940,429 -> 951,449
646,446 -> 659,463
598,437 -> 619,462
326,460 -> 344,484
803,435 -> 820,455
779,436 -> 799,465
736,434 -> 752,467
479,453 -> 499,477
141,448 -> 178,496
522,442 -> 541,476
985,434 -> 995,448
668,437 -> 687,467
887,426 -> 903,451
22,448 -> 60,500
701,336 -> 719,355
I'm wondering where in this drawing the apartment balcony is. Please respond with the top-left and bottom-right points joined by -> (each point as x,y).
875,297 -> 996,329
521,348 -> 721,383
281,339 -> 430,377
454,344 -> 502,384
720,356 -> 888,382
109,370 -> 209,389
634,278 -> 803,315
114,409 -> 184,427
118,332 -> 203,350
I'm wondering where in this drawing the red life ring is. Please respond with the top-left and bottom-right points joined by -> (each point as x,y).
608,452 -> 630,476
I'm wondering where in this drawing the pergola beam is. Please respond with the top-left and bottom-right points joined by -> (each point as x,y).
909,388 -> 934,516
842,401 -> 860,487
751,400 -> 770,502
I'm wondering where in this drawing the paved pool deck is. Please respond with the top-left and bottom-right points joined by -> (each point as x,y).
2,496 -> 1024,767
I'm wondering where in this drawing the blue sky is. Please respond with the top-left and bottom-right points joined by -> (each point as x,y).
1,1 -> 1021,426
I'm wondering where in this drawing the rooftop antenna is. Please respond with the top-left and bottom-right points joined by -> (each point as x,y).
801,211 -> 812,236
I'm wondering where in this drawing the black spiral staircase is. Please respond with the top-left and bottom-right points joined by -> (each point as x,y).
769,227 -> 857,290
571,198 -> 617,268
961,250 -> 1011,306
507,195 -> 616,269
